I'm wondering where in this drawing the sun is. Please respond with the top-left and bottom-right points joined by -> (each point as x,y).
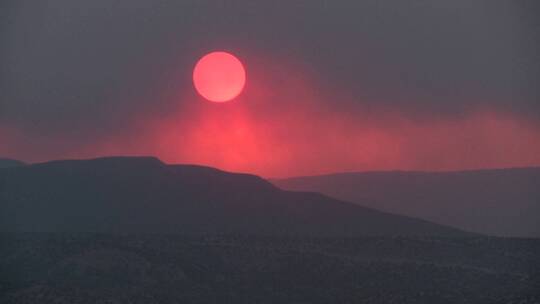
193,51 -> 246,103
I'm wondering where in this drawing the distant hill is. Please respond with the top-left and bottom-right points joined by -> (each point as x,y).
272,168 -> 540,237
0,158 -> 25,168
0,157 -> 467,236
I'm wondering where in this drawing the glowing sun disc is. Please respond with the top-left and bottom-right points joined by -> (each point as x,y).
193,51 -> 246,102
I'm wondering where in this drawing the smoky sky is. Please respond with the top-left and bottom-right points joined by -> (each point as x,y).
1,0 -> 540,175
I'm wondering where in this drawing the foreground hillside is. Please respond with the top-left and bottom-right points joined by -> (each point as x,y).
273,168 -> 540,237
0,157 -> 466,236
1,233 -> 539,303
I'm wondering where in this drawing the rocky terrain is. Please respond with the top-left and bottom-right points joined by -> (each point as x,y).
1,233 -> 539,303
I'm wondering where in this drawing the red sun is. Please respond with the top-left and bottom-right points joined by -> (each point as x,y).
193,51 -> 246,102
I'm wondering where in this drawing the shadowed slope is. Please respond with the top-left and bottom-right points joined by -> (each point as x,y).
0,157 -> 468,236
272,168 -> 540,237
0,158 -> 25,168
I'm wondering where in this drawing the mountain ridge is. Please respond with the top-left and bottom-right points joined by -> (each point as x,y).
272,168 -> 540,237
0,156 -> 468,237
0,158 -> 26,168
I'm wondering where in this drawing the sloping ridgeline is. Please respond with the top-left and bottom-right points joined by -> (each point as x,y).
272,168 -> 540,237
0,157 -> 467,236
0,158 -> 25,168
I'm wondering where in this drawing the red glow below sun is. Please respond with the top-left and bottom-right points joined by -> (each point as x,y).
193,51 -> 246,102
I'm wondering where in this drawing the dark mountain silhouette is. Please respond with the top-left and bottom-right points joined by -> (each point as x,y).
0,158 -> 25,168
0,157 -> 467,236
272,168 -> 540,237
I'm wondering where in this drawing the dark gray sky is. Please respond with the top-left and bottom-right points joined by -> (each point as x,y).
1,0 -> 539,175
